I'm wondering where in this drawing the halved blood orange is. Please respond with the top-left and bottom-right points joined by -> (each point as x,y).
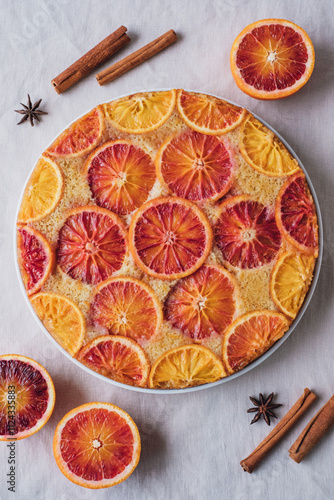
177,89 -> 246,135
214,195 -> 281,269
57,206 -> 128,285
149,344 -> 226,389
78,335 -> 150,387
164,264 -> 239,340
17,224 -> 55,296
276,172 -> 318,255
90,277 -> 162,342
47,107 -> 105,157
53,402 -> 140,489
129,197 -> 213,280
0,354 -> 55,441
85,140 -> 156,215
103,90 -> 176,134
230,19 -> 315,100
156,130 -> 236,202
222,310 -> 289,373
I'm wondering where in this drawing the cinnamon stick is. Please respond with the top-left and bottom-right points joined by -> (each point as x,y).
96,29 -> 177,85
52,26 -> 130,94
240,388 -> 317,473
289,395 -> 334,463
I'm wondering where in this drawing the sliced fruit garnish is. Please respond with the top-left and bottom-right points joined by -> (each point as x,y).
214,195 -> 281,269
17,224 -> 55,295
53,402 -> 140,489
222,310 -> 289,373
239,115 -> 300,177
47,107 -> 105,157
276,172 -> 318,255
129,197 -> 213,280
90,277 -> 162,342
57,206 -> 128,285
156,130 -> 236,202
18,156 -> 63,223
104,90 -> 176,134
85,140 -> 156,215
230,19 -> 315,100
270,251 -> 315,318
149,345 -> 226,389
78,335 -> 150,387
177,89 -> 246,135
30,292 -> 85,356
0,354 -> 55,441
164,264 -> 239,340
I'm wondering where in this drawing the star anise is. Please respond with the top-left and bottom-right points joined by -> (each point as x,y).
247,393 -> 282,426
15,94 -> 48,126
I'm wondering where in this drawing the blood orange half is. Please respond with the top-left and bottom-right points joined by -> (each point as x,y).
129,197 -> 213,280
57,206 -> 128,285
215,195 -> 281,269
85,140 -> 156,215
0,354 -> 55,441
53,402 -> 140,489
156,130 -> 236,203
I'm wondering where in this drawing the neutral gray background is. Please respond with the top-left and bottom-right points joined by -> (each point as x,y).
1,0 -> 333,499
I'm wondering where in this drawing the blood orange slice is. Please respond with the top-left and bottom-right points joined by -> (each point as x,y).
53,402 -> 140,489
230,19 -> 315,100
47,107 -> 105,157
85,140 -> 156,215
129,197 -> 213,280
17,224 -> 55,296
78,335 -> 150,387
164,264 -> 239,340
276,172 -> 318,255
177,90 -> 246,135
0,354 -> 55,441
57,206 -> 128,285
156,130 -> 236,202
222,311 -> 289,373
90,277 -> 162,342
215,195 -> 281,269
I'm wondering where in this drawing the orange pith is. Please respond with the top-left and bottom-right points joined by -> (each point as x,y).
0,354 -> 55,441
78,335 -> 150,387
53,402 -> 140,489
156,130 -> 236,202
57,206 -> 128,285
164,264 -> 238,340
129,197 -> 213,280
90,277 -> 162,342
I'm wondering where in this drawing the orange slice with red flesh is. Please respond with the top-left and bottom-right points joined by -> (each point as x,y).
78,335 -> 150,387
164,264 -> 239,340
276,172 -> 318,256
230,19 -> 315,100
156,130 -> 236,202
53,402 -> 140,489
89,277 -> 162,343
177,89 -> 246,135
17,224 -> 55,296
0,354 -> 55,441
57,206 -> 128,285
222,310 -> 289,373
214,195 -> 281,269
85,140 -> 156,215
47,107 -> 105,157
129,197 -> 213,280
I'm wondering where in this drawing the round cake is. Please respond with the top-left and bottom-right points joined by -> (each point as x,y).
16,89 -> 319,390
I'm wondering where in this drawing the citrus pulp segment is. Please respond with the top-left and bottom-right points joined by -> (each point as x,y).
129,197 -> 213,280
53,402 -> 140,489
85,140 -> 156,215
0,354 -> 55,441
78,335 -> 150,387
